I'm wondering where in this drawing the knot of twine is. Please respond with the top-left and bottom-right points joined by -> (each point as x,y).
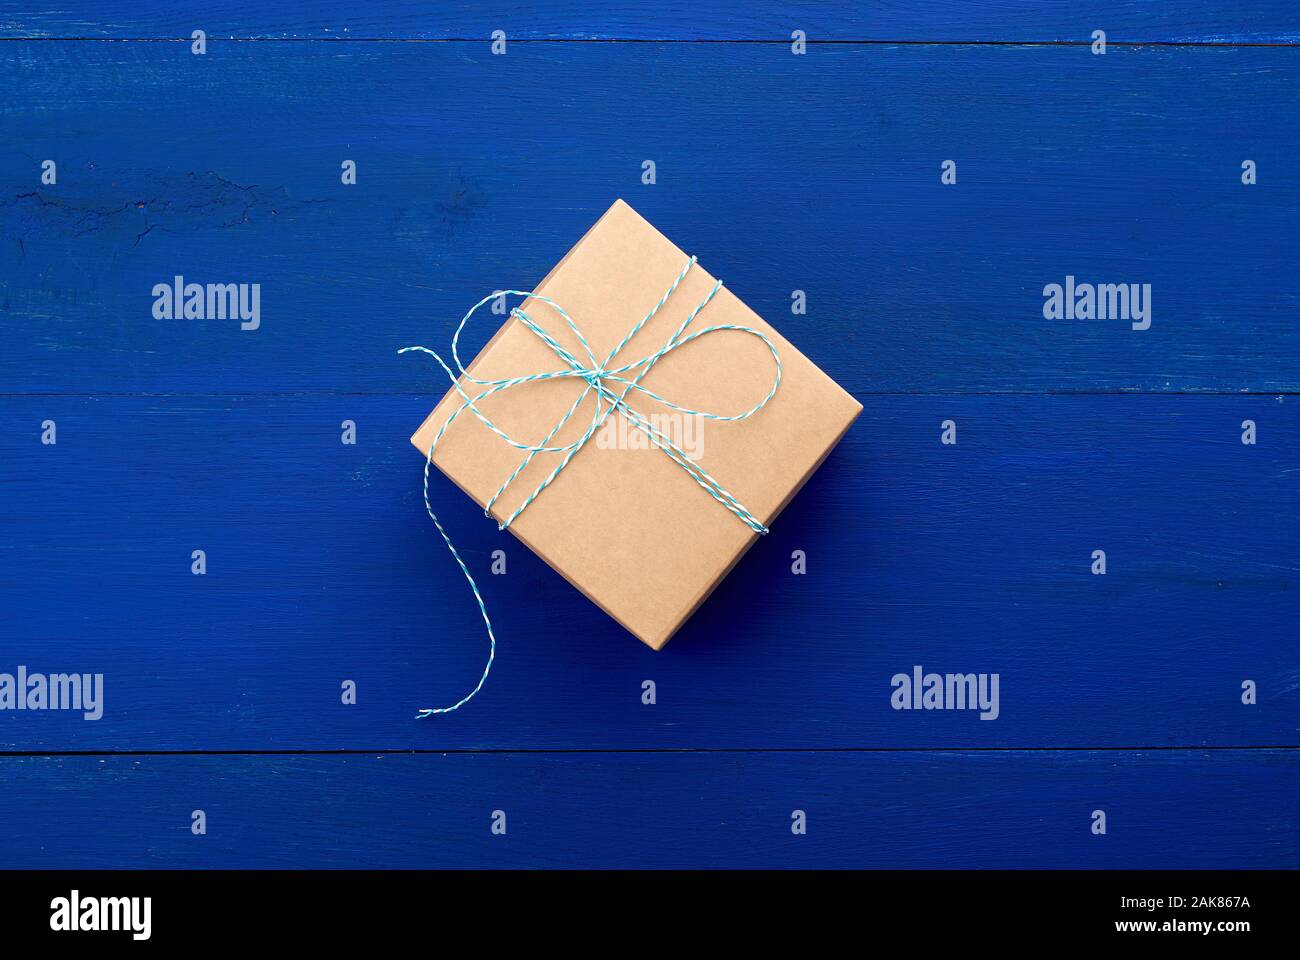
399,255 -> 782,716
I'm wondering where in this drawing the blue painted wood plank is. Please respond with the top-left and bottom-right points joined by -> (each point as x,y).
3,2 -> 1298,42
3,42 -> 1298,394
3,394 -> 1294,751
1,750 -> 1294,868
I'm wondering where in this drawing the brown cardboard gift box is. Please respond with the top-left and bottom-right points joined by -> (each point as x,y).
411,199 -> 860,649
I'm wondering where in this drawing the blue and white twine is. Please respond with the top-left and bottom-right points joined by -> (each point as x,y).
399,255 -> 782,716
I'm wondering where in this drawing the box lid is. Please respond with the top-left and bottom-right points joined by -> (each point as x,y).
411,199 -> 860,649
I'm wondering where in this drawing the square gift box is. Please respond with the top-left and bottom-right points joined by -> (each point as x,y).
411,199 -> 860,649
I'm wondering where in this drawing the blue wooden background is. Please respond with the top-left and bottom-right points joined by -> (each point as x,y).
2,3 -> 1297,868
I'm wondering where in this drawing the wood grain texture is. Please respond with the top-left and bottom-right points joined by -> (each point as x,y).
3,2 -> 1299,42
1,751 -> 1295,868
3,395 -> 1294,751
3,41 -> 1298,395
2,12 -> 1296,869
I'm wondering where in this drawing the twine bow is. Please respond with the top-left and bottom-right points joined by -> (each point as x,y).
400,255 -> 781,716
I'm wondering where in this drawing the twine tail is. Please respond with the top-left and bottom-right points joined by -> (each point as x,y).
413,443 -> 496,718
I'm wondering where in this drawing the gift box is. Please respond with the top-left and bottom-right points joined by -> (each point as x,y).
410,199 -> 860,650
